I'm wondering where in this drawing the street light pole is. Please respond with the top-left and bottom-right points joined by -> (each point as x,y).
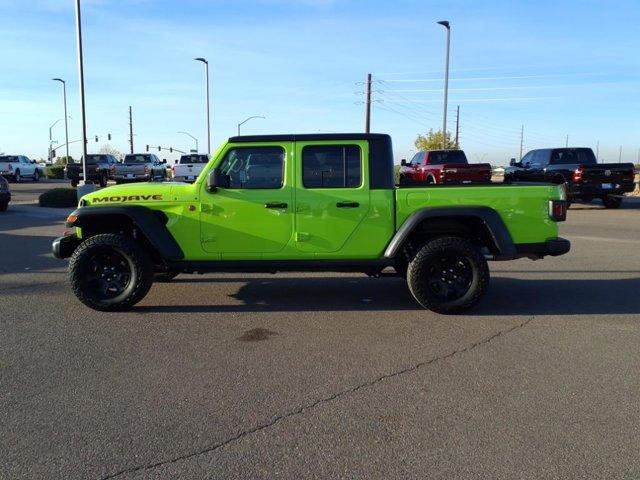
49,119 -> 62,164
237,115 -> 266,136
52,78 -> 69,163
194,58 -> 210,154
74,0 -> 90,188
178,131 -> 199,152
437,20 -> 451,150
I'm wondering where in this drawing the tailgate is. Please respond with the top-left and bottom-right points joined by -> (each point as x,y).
580,163 -> 634,184
443,163 -> 491,182
174,164 -> 203,177
116,164 -> 145,175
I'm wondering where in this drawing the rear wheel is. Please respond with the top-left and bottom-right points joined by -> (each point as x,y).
603,195 -> 622,209
70,179 -> 78,188
69,233 -> 154,311
407,236 -> 489,314
99,173 -> 108,188
426,176 -> 436,185
13,170 -> 21,183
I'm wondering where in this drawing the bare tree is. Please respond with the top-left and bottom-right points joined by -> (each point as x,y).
98,144 -> 123,161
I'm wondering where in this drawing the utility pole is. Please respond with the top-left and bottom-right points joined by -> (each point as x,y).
565,134 -> 569,147
128,106 -> 134,153
454,105 -> 460,147
364,73 -> 372,133
519,125 -> 524,160
52,79 -> 69,162
437,20 -> 451,149
619,145 -> 622,163
596,140 -> 599,161
194,57 -> 211,154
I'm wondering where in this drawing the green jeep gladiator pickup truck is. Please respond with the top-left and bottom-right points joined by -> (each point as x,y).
53,134 -> 570,314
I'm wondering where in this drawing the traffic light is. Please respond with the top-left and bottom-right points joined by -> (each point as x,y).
51,149 -> 56,158
169,147 -> 173,153
146,145 -> 149,152
158,146 -> 161,152
95,135 -> 99,142
107,133 -> 112,141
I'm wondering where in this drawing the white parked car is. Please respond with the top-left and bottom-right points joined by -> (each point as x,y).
0,155 -> 42,182
171,154 -> 209,182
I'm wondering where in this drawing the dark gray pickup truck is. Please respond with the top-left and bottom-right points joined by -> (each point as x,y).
65,154 -> 119,187
505,147 -> 635,208
112,153 -> 167,183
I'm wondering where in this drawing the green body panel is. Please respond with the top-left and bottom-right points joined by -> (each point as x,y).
395,184 -> 562,244
78,138 -> 562,261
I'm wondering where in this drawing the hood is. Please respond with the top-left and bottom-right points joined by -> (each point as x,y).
80,181 -> 199,206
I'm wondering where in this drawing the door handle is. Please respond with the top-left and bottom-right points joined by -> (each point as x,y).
265,202 -> 288,209
336,201 -> 360,208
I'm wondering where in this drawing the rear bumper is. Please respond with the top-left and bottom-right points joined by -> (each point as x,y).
570,182 -> 635,197
514,237 -> 571,259
52,234 -> 81,259
112,174 -> 151,181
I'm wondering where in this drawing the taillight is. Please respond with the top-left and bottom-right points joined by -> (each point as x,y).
572,167 -> 583,182
110,165 -> 115,172
144,165 -> 149,174
171,166 -> 176,175
549,200 -> 567,222
95,166 -> 100,172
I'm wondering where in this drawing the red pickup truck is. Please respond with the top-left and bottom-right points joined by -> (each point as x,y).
399,150 -> 492,185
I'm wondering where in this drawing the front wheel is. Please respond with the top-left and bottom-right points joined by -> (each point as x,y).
603,195 -> 622,209
406,236 -> 489,314
33,170 -> 40,182
69,233 -> 154,311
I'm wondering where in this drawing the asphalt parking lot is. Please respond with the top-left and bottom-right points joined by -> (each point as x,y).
2,180 -> 640,479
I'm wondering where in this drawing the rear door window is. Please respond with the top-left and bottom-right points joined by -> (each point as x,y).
302,145 -> 361,188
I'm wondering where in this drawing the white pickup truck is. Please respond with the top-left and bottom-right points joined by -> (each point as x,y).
0,155 -> 42,182
171,154 -> 209,182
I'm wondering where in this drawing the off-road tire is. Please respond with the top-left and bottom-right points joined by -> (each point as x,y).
154,270 -> 180,282
69,233 -> 154,311
603,195 -> 622,209
407,236 -> 489,314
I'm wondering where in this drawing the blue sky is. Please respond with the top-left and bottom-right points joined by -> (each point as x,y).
1,0 -> 638,164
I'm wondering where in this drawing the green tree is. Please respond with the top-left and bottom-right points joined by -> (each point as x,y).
414,129 -> 458,151
56,155 -> 73,166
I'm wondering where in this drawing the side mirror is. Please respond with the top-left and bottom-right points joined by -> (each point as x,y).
400,159 -> 407,166
162,159 -> 167,164
207,168 -> 229,192
174,160 -> 178,164
509,158 -> 517,167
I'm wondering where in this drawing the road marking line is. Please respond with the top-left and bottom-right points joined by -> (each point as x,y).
571,235 -> 640,244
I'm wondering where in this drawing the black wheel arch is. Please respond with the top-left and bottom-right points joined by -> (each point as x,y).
384,206 -> 517,260
66,205 -> 184,261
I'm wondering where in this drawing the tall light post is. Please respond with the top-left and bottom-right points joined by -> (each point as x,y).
194,57 -> 210,154
178,131 -> 199,152
74,0 -> 91,193
237,115 -> 265,136
52,78 -> 69,163
49,119 -> 62,164
437,20 -> 451,149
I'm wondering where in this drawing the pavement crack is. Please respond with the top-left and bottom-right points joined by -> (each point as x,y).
102,315 -> 535,479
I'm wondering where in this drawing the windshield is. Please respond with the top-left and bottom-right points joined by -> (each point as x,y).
179,155 -> 208,164
550,148 -> 597,165
123,154 -> 152,163
428,150 -> 468,165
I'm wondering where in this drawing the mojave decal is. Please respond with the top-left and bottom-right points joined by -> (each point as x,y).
91,194 -> 163,203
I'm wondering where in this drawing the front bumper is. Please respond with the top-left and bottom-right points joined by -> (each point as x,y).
52,234 -> 81,259
514,237 -> 571,259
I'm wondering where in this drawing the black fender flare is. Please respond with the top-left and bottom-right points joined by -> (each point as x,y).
384,206 -> 516,258
66,205 -> 184,261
